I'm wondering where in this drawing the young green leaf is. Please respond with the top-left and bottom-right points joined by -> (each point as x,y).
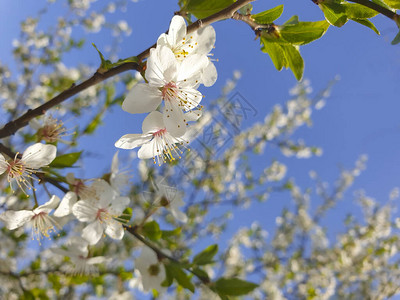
391,30 -> 400,45
214,277 -> 258,296
342,3 -> 379,19
252,5 -> 284,24
352,19 -> 380,35
319,2 -> 348,27
164,263 -> 195,292
49,152 -> 82,168
282,44 -> 304,81
193,244 -> 218,265
382,0 -> 400,9
142,221 -> 162,241
278,20 -> 329,45
260,38 -> 286,71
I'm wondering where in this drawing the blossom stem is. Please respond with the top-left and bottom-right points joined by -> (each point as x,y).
0,0 -> 255,140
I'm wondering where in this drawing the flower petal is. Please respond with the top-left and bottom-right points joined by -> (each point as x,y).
82,221 -> 104,245
72,200 -> 98,222
163,101 -> 186,137
122,84 -> 162,114
22,143 -> 57,168
105,220 -> 124,240
115,133 -> 152,150
34,195 -> 60,214
86,256 -> 107,265
0,210 -> 34,230
142,111 -> 165,133
146,46 -> 177,84
184,109 -> 202,122
53,192 -> 77,217
137,143 -> 155,160
177,54 -> 208,83
0,154 -> 7,174
167,16 -> 187,46
201,60 -> 217,87
195,25 -> 216,55
110,196 -> 130,216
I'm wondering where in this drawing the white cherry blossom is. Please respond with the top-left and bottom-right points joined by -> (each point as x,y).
115,111 -> 200,165
157,15 -> 217,87
134,247 -> 166,293
0,195 -> 61,242
51,236 -> 107,275
0,143 -> 57,193
72,180 -> 130,245
122,45 -> 207,137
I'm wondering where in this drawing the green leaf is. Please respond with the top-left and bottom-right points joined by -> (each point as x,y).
352,18 -> 380,34
50,152 -> 82,168
92,43 -> 138,73
260,39 -> 285,71
383,0 -> 400,9
391,30 -> 400,45
372,0 -> 396,11
252,5 -> 284,24
342,3 -> 379,19
214,278 -> 258,296
164,263 -> 195,293
319,2 -> 348,27
193,244 -> 218,265
185,0 -> 234,19
260,39 -> 304,80
284,15 -> 299,25
281,44 -> 304,81
239,3 -> 253,15
278,20 -> 329,45
161,227 -> 182,238
142,221 -> 161,241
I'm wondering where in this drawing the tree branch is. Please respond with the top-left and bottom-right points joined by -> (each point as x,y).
0,0 -> 255,140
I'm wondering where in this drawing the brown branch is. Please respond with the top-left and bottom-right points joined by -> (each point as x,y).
0,0 -> 255,140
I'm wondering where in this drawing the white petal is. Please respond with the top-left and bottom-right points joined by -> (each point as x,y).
195,25 -> 216,55
0,154 -> 7,174
22,143 -> 57,168
105,220 -> 124,240
72,200 -> 98,222
138,143 -> 155,160
110,196 -> 130,216
115,134 -> 152,150
65,172 -> 76,184
82,221 -> 104,245
34,195 -> 60,214
122,84 -> 162,114
142,111 -> 165,133
156,33 -> 169,48
167,15 -> 187,46
163,101 -> 186,137
184,109 -> 202,122
179,87 -> 203,111
146,46 -> 177,84
177,54 -> 208,82
53,192 -> 77,217
0,210 -> 34,230
201,61 -> 217,87
171,208 -> 188,223
86,256 -> 107,265
111,151 -> 119,174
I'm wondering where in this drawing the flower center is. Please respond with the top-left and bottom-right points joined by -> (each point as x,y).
5,155 -> 38,194
96,208 -> 110,222
173,35 -> 198,61
7,159 -> 26,179
31,212 -> 59,242
147,264 -> 160,276
152,128 -> 167,138
162,82 -> 178,102
150,131 -> 189,166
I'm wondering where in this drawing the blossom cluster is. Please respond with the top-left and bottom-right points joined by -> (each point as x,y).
115,15 -> 217,165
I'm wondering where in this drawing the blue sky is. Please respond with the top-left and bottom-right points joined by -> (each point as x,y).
1,0 -> 400,291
